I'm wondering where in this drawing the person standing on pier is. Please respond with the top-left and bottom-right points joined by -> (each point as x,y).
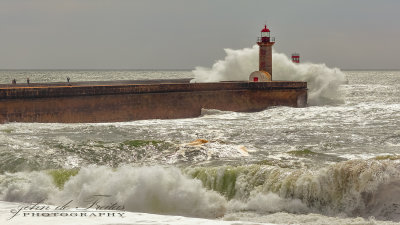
67,77 -> 70,83
27,78 -> 30,85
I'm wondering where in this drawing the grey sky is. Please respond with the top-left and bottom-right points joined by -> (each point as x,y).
1,0 -> 399,70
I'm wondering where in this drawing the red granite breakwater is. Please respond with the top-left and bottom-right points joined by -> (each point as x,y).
0,79 -> 307,123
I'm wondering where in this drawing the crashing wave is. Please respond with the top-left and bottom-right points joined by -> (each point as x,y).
191,45 -> 347,105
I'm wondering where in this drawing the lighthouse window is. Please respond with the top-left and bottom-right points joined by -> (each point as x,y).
262,32 -> 270,37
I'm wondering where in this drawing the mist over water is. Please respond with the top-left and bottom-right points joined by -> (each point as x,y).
192,45 -> 347,105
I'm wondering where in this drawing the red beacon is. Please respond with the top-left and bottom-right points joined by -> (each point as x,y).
260,25 -> 272,43
292,53 -> 300,63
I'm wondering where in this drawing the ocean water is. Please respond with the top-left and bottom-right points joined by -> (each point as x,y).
1,69 -> 400,225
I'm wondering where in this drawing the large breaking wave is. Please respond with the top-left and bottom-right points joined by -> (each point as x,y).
2,159 -> 400,221
191,45 -> 347,105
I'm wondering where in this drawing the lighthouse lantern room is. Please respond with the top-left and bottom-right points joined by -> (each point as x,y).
260,25 -> 271,42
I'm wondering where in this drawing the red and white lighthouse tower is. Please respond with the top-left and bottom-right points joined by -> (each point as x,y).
257,25 -> 275,76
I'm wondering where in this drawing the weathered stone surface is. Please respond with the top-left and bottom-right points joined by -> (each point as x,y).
0,80 -> 307,123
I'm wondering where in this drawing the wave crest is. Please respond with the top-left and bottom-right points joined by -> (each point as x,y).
2,160 -> 400,221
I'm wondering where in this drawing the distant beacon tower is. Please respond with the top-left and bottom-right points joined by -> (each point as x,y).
257,25 -> 275,76
292,53 -> 300,63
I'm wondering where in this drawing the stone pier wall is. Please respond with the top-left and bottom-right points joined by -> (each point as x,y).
0,81 -> 307,123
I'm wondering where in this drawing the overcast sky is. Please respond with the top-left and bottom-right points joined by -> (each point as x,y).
1,0 -> 399,70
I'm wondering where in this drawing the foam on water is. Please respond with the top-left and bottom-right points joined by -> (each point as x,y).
0,201 -> 271,225
1,159 -> 400,223
228,192 -> 308,214
2,201 -> 397,225
191,45 -> 347,105
187,159 -> 400,221
223,212 -> 398,225
1,99 -> 399,171
0,166 -> 227,218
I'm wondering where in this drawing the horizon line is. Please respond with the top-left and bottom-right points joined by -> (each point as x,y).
1,68 -> 400,71
0,68 -> 195,71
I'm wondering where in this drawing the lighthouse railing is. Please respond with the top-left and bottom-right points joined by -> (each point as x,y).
257,37 -> 275,43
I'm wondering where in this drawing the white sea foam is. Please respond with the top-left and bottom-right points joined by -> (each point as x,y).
172,140 -> 253,163
2,160 -> 400,222
191,45 -> 347,105
0,172 -> 56,203
54,166 -> 227,218
0,201 -> 274,225
223,211 -> 397,225
188,159 -> 400,221
0,166 -> 227,218
228,192 -> 308,214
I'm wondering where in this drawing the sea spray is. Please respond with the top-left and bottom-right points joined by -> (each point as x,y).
186,159 -> 400,220
228,192 -> 308,214
50,166 -> 227,218
192,46 -> 258,83
0,172 -> 56,203
191,45 -> 347,105
0,166 -> 227,218
2,160 -> 400,221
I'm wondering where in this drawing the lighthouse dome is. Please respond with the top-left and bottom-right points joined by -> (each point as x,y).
261,25 -> 270,32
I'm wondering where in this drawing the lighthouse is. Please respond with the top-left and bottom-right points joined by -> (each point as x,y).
249,25 -> 275,82
258,25 -> 275,76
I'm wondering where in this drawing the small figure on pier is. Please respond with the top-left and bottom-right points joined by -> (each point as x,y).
27,78 -> 30,85
67,77 -> 70,83
12,79 -> 16,85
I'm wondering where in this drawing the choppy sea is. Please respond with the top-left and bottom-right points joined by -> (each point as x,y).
1,70 -> 400,225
